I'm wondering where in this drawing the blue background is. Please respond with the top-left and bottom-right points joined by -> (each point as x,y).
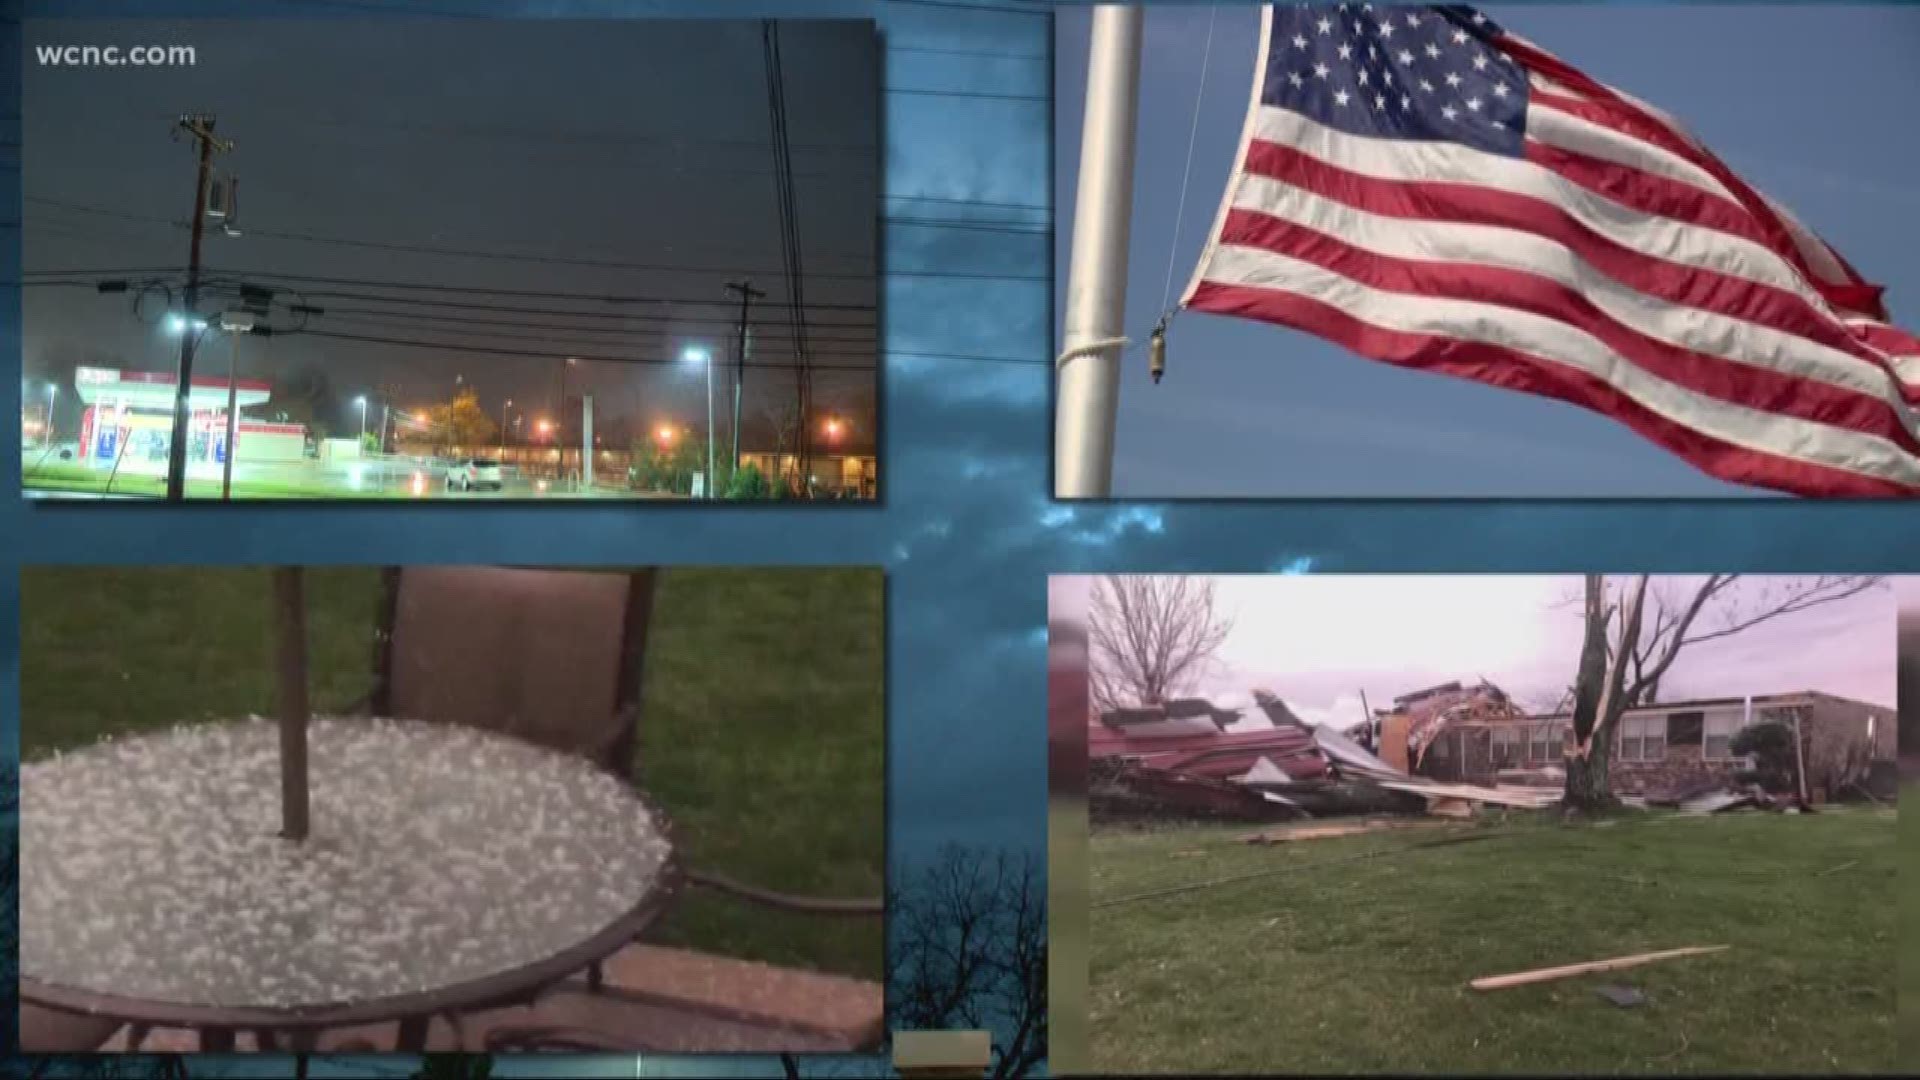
6,1 -> 1920,1078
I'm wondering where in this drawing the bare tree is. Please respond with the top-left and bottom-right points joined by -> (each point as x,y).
1562,574 -> 1886,809
888,845 -> 1045,1080
1088,576 -> 1234,715
1900,608 -> 1919,773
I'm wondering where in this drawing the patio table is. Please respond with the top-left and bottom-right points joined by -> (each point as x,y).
19,716 -> 677,1052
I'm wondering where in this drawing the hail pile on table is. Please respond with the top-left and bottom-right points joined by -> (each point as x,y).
20,717 -> 673,1009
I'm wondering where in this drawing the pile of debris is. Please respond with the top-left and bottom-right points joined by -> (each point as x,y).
1630,779 -> 1809,815
1090,692 -> 1562,823
1396,680 -> 1532,770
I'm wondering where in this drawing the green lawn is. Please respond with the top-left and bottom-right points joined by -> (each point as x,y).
19,566 -> 884,979
21,463 -> 411,500
1090,809 -> 1896,1075
632,567 -> 885,980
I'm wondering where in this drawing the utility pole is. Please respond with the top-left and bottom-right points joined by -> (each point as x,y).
725,280 -> 765,476
556,357 -> 578,484
165,114 -> 233,502
1054,7 -> 1143,499
581,394 -> 595,490
221,329 -> 242,501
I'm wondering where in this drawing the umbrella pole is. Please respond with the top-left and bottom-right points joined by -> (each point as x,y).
272,567 -> 311,841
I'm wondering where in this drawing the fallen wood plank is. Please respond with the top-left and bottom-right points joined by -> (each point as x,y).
1241,818 -> 1453,844
1375,778 -> 1559,809
1469,946 -> 1729,991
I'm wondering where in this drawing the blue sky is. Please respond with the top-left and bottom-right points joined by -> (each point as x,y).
1055,4 -> 1920,498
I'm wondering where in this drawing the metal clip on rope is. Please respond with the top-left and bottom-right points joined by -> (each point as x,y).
1149,314 -> 1171,385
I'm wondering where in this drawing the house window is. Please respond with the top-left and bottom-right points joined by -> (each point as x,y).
1528,724 -> 1557,763
1703,711 -> 1745,760
1490,727 -> 1519,767
1619,714 -> 1667,762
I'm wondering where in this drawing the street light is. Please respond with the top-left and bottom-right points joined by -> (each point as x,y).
823,416 -> 844,441
354,395 -> 368,444
682,345 -> 714,500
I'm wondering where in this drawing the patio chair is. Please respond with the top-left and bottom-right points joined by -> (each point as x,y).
365,566 -> 656,773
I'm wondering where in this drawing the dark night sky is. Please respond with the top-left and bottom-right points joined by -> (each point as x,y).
22,18 -> 878,448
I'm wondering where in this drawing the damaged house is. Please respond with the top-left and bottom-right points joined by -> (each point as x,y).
1412,689 -> 1894,801
1088,689 -> 1540,821
1089,692 -> 1335,820
1375,680 -> 1534,780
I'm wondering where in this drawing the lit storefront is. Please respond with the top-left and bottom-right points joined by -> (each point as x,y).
72,366 -> 305,473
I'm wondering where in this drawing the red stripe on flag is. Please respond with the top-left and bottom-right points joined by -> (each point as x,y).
1239,139 -> 1905,387
1216,208 -> 1920,454
1523,141 -> 1786,267
1185,279 -> 1915,498
1504,37 -> 1889,319
1853,321 -> 1920,358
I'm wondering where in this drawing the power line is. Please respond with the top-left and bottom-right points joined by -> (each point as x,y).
243,285 -> 877,324
889,44 -> 1048,61
20,273 -> 879,328
885,193 -> 1047,212
306,304 -> 877,341
25,199 -> 1060,283
196,269 -> 877,311
885,216 -> 1048,236
300,325 -> 1041,370
288,327 -> 879,370
294,116 -> 877,156
766,19 -> 815,477
24,197 -> 881,279
885,86 -> 1048,102
316,310 -> 877,351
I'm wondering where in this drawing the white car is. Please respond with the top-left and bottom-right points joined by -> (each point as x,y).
446,458 -> 504,492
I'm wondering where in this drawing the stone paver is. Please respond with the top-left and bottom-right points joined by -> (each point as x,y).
87,944 -> 883,1054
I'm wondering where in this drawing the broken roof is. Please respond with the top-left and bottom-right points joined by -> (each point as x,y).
1529,688 -> 1893,721
1394,680 -> 1530,765
1098,689 -> 1309,732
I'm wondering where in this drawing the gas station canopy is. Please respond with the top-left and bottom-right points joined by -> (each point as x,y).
74,366 -> 273,411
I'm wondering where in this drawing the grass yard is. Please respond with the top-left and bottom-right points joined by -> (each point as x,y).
19,565 -> 884,980
632,567 -> 885,980
20,462 -> 414,500
1090,809 -> 1896,1075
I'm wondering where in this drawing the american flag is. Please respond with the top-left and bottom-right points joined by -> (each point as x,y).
1180,3 -> 1920,497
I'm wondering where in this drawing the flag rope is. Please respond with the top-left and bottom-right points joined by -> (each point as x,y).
1160,3 -> 1220,322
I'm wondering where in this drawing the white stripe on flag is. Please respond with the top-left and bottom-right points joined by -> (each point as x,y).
1228,172 -> 1914,414
1247,105 -> 1877,341
1203,242 -> 1920,487
1526,97 -> 1735,204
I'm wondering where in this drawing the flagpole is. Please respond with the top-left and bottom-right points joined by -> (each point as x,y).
1054,4 -> 1143,499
